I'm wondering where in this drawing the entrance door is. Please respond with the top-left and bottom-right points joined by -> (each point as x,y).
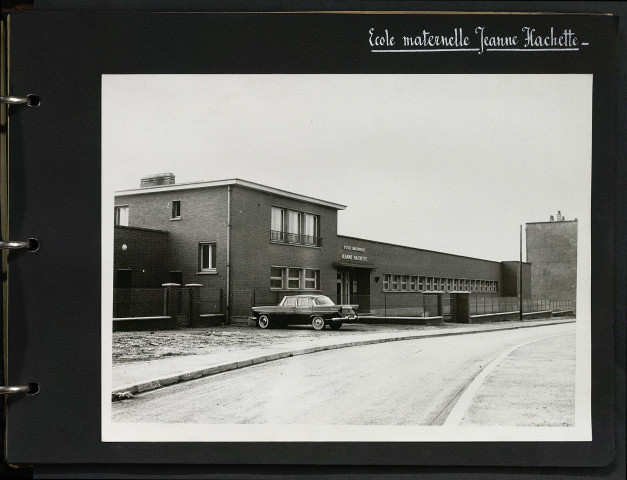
343,272 -> 351,304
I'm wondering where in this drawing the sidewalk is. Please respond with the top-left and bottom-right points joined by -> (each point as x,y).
111,318 -> 575,398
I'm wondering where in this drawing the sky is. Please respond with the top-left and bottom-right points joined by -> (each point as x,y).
102,74 -> 591,262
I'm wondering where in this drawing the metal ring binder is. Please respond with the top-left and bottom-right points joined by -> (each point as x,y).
0,240 -> 31,250
0,94 -> 40,107
0,385 -> 31,395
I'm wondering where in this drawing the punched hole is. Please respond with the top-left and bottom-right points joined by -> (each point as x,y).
28,238 -> 40,252
27,383 -> 40,395
26,94 -> 40,107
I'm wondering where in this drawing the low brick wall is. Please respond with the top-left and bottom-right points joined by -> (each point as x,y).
113,316 -> 174,332
196,314 -> 226,327
355,316 -> 444,326
470,310 -> 553,323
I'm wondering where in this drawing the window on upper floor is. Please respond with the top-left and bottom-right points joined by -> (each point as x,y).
271,206 -> 321,247
171,200 -> 181,219
114,205 -> 129,226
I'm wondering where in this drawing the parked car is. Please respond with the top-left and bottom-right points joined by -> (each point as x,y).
251,294 -> 358,330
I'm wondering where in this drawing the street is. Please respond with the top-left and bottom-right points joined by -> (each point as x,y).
112,322 -> 576,426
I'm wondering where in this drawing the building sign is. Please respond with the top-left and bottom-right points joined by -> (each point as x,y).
341,245 -> 368,262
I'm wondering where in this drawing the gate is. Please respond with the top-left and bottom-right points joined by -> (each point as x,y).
174,287 -> 191,326
230,290 -> 255,324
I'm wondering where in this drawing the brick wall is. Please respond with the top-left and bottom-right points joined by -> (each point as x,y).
500,261 -> 531,298
337,235 -> 503,311
116,187 -> 229,292
113,226 -> 168,288
229,185 -> 339,306
526,220 -> 577,302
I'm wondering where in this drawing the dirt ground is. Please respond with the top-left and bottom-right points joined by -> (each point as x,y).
112,323 -> 461,364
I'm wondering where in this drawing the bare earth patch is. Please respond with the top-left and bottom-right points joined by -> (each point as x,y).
112,323 -> 461,364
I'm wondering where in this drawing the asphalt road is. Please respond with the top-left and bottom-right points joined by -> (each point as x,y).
112,322 -> 576,425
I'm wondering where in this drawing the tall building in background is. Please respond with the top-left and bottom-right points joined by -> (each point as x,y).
526,212 -> 578,303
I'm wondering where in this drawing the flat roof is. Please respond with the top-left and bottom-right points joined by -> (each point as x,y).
337,234 -> 504,265
115,178 -> 346,210
526,220 -> 578,225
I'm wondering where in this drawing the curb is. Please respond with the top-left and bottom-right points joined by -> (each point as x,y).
112,318 -> 575,400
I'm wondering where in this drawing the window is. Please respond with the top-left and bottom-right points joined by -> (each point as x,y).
453,279 -> 458,290
304,269 -> 320,290
418,276 -> 425,290
271,207 -> 285,241
198,243 -> 216,272
391,275 -> 399,290
494,281 -> 499,293
283,296 -> 297,307
304,213 -> 320,245
171,200 -> 181,219
401,275 -> 408,291
410,276 -> 417,291
288,268 -> 301,289
426,277 -> 433,290
471,280 -> 476,292
287,210 -> 302,243
297,297 -> 313,307
114,205 -> 129,226
447,278 -> 453,291
383,274 -> 391,290
270,267 -> 285,289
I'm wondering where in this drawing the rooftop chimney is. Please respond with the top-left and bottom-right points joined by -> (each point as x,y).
140,172 -> 175,188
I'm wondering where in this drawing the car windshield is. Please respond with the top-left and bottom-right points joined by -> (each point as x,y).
314,296 -> 335,306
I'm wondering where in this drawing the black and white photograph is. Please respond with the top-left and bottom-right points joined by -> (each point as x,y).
101,73 -> 591,443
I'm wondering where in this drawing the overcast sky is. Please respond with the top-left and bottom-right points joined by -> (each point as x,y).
102,74 -> 591,262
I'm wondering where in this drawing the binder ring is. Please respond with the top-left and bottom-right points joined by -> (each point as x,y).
0,385 -> 31,395
0,94 -> 40,107
0,240 -> 31,250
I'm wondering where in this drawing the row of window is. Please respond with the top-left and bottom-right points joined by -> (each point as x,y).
114,201 -> 182,227
271,207 -> 321,246
270,267 -> 320,290
383,274 -> 498,293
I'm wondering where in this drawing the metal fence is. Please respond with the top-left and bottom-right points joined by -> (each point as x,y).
469,296 -> 575,315
113,287 -> 224,319
347,293 -> 441,318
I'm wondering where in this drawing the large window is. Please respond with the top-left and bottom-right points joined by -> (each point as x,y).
198,243 -> 217,273
383,274 -> 391,290
304,213 -> 319,245
391,275 -> 399,290
271,267 -> 320,290
401,275 -> 408,291
271,206 -> 320,247
114,205 -> 129,226
287,210 -> 302,244
271,207 -> 285,241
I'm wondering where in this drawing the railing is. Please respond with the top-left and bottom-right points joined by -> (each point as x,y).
469,296 -> 575,315
270,230 -> 322,247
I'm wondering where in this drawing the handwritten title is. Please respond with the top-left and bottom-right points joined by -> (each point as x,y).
368,27 -> 586,54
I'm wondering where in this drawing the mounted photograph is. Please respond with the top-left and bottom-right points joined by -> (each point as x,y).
101,74 -> 591,442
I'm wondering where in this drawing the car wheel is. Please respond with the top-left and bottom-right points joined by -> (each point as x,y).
311,316 -> 325,331
258,315 -> 270,329
329,322 -> 342,330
